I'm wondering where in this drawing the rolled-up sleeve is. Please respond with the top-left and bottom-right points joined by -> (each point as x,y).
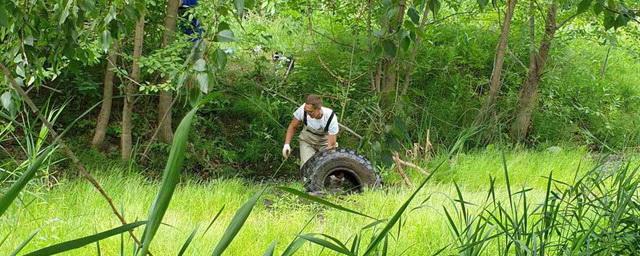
293,104 -> 304,121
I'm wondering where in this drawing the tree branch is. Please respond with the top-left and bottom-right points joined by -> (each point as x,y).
557,12 -> 581,29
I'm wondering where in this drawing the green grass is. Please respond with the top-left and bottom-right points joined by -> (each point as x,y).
1,148 -> 631,255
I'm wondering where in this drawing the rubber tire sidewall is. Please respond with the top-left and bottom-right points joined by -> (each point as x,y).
302,149 -> 379,192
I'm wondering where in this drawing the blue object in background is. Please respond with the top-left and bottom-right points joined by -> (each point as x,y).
181,0 -> 198,8
179,0 -> 203,41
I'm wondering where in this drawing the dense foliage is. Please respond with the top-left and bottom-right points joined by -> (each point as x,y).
1,0 -> 640,255
2,0 -> 639,176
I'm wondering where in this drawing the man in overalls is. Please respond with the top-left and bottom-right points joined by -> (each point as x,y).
282,94 -> 339,167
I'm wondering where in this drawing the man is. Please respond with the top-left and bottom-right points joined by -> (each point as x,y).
282,94 -> 339,167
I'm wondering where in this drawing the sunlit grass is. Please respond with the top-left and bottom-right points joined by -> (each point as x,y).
2,148 -> 631,255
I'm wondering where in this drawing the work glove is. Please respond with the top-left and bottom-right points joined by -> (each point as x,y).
282,144 -> 291,159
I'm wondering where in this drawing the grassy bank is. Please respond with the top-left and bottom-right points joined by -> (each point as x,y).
1,148 -> 633,255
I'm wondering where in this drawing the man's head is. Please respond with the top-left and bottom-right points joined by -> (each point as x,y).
304,94 -> 323,118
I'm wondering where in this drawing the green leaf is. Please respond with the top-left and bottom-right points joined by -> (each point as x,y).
59,0 -> 73,25
593,3 -> 603,14
218,21 -> 230,32
0,146 -> 54,216
298,234 -> 354,256
245,0 -> 255,9
361,219 -> 388,230
385,7 -> 399,21
578,0 -> 593,14
202,205 -> 225,237
11,230 -> 39,256
196,73 -> 209,93
138,108 -> 199,256
215,30 -> 236,42
604,11 -> 616,30
1,92 -> 12,113
262,241 -> 276,256
401,35 -> 411,52
211,189 -> 264,256
277,187 -> 377,219
24,36 -> 34,46
104,5 -> 117,24
214,49 -> 227,70
15,65 -> 25,78
281,215 -> 314,256
477,0 -> 489,9
123,5 -> 138,21
95,238 -> 101,256
280,238 -> 305,256
193,59 -> 207,72
234,0 -> 245,17
24,222 -> 146,256
177,226 -> 199,256
0,4 -> 9,27
614,14 -> 629,28
382,40 -> 397,57
407,7 -> 420,24
428,0 -> 441,15
78,0 -> 96,12
373,44 -> 383,57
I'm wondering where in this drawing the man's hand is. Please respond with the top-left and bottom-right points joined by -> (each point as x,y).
282,144 -> 292,158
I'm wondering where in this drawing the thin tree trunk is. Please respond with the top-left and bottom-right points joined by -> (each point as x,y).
92,42 -> 119,148
122,15 -> 144,160
157,0 -> 180,144
510,3 -> 557,140
600,45 -> 612,78
474,0 -> 518,125
374,62 -> 382,92
0,63 -> 148,252
379,0 -> 406,107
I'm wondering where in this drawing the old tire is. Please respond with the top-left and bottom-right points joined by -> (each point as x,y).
301,148 -> 381,193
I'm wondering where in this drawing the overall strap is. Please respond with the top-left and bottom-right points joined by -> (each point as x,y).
324,112 -> 335,133
303,111 -> 308,126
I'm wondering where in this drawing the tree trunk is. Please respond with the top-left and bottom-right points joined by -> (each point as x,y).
157,0 -> 180,144
91,42 -> 119,149
378,0 -> 406,108
122,15 -> 144,160
510,3 -> 557,140
474,0 -> 518,125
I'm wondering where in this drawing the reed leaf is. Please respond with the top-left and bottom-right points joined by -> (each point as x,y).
362,160 -> 442,255
298,234 -> 354,256
277,186 -> 376,219
178,226 -> 199,256
211,189 -> 264,256
138,108 -> 198,256
25,221 -> 146,256
10,230 -> 39,256
0,145 -> 54,216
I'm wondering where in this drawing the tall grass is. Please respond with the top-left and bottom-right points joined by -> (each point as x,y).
442,155 -> 640,255
5,148 -> 636,255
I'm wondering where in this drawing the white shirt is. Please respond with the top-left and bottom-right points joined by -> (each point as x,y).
293,104 -> 339,135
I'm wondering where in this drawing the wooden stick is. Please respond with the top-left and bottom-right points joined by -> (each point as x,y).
393,151 -> 430,175
392,152 -> 413,187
